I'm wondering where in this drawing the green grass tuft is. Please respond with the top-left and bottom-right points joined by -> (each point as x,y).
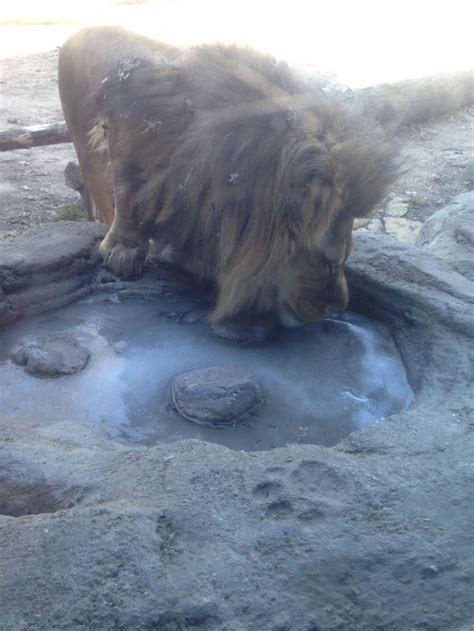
56,205 -> 86,221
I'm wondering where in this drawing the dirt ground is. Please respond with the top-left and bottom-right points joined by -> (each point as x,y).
0,25 -> 473,241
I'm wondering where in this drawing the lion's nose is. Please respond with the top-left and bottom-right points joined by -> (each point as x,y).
326,275 -> 349,312
330,291 -> 349,312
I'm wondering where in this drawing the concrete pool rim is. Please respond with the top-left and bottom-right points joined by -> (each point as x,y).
1,220 -> 473,629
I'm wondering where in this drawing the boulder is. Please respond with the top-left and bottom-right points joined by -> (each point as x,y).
172,366 -> 263,427
416,191 -> 474,280
0,221 -> 107,326
455,159 -> 474,191
11,332 -> 89,377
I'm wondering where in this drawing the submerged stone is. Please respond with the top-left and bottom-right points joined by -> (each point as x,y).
210,317 -> 278,345
11,332 -> 89,377
172,367 -> 263,428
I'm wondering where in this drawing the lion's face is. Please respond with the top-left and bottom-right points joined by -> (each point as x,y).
276,214 -> 353,326
210,162 -> 361,327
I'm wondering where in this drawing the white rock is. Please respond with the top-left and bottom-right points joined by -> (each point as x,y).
386,200 -> 409,217
384,218 -> 422,244
172,366 -> 263,427
353,218 -> 371,230
367,218 -> 384,232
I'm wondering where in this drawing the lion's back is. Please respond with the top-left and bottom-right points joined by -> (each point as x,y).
181,44 -> 305,112
60,27 -> 306,137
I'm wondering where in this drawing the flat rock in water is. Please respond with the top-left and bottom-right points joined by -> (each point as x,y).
11,333 -> 89,377
210,318 -> 277,345
172,367 -> 263,427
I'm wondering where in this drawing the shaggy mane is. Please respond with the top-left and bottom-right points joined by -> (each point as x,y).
91,37 -> 400,319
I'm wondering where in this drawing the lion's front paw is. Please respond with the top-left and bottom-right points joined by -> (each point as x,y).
99,234 -> 148,278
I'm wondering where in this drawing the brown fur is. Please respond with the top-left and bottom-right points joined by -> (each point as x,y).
58,26 -> 400,325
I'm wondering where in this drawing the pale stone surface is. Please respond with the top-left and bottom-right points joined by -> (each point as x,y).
353,217 -> 371,230
367,217 -> 384,232
384,217 -> 422,244
385,198 -> 409,217
455,159 -> 474,191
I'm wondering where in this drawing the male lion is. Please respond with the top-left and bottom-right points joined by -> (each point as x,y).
59,27 -> 399,340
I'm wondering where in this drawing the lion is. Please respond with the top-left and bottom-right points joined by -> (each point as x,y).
58,26 -> 399,340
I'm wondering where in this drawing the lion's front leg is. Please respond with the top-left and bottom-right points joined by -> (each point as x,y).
99,224 -> 149,278
99,191 -> 149,278
98,149 -> 150,277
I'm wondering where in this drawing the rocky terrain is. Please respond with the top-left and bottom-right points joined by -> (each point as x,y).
0,196 -> 473,629
0,19 -> 473,631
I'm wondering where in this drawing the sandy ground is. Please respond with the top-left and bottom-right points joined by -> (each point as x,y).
0,18 -> 473,241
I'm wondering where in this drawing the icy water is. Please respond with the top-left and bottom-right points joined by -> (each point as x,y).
0,293 -> 414,451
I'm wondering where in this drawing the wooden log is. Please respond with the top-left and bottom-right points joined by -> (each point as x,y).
0,122 -> 71,151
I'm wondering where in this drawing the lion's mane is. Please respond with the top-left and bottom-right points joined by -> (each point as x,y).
62,27 -> 400,321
